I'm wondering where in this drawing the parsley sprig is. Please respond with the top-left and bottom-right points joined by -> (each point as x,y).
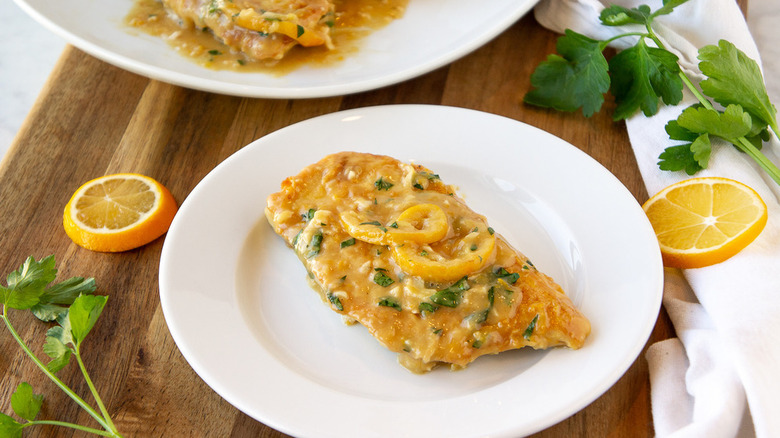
524,0 -> 780,186
0,256 -> 122,437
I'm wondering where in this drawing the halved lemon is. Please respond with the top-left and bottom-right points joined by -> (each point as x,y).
63,173 -> 178,252
642,177 -> 767,269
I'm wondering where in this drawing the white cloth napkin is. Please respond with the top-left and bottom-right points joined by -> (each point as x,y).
533,1 -> 780,437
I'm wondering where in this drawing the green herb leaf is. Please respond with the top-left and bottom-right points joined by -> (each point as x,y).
676,104 -> 753,142
599,5 -> 651,26
307,230 -> 324,258
43,337 -> 72,374
2,255 -> 58,310
665,117 -> 700,142
494,267 -> 520,285
608,38 -> 683,120
466,286 -> 495,326
689,134 -> 713,169
327,293 -> 344,311
418,302 -> 438,314
524,30 -> 610,117
524,314 -> 539,340
698,40 -> 778,133
374,177 -> 394,191
373,271 -> 395,287
10,382 -> 43,422
40,276 -> 95,305
340,237 -> 356,248
430,277 -> 470,308
30,304 -> 69,322
31,276 -> 97,321
659,117 -> 707,174
0,413 -> 23,438
302,208 -> 317,222
68,294 -> 108,346
378,297 -> 402,311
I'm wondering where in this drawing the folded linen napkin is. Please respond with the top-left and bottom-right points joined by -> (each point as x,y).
533,1 -> 780,437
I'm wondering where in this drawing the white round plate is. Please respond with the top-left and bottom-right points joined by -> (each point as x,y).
13,0 -> 538,98
159,105 -> 663,437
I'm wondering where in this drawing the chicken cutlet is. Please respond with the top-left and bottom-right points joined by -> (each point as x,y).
265,152 -> 591,373
161,0 -> 335,61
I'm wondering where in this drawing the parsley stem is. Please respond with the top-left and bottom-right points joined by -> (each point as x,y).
735,136 -> 780,186
1,306 -> 113,433
74,344 -> 121,436
646,28 -> 780,186
599,31 -> 646,50
22,420 -> 118,437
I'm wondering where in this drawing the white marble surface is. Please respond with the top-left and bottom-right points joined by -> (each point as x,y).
2,0 -> 779,160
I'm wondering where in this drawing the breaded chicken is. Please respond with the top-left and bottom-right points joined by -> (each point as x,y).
162,0 -> 334,61
265,152 -> 590,373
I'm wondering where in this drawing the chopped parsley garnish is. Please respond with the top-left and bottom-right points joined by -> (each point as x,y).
494,267 -> 520,285
524,315 -> 539,340
208,49 -> 222,56
306,230 -> 323,258
419,302 -> 438,314
374,177 -> 394,191
378,297 -> 402,311
488,227 -> 495,235
327,293 -> 344,311
430,277 -> 470,308
340,237 -> 356,248
373,270 -> 395,287
470,244 -> 478,251
302,208 -> 317,221
419,171 -> 440,181
466,286 -> 495,326
420,250 -> 429,257
296,24 -> 305,38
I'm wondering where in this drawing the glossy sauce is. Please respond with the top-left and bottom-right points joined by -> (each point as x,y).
265,152 -> 591,373
125,0 -> 408,74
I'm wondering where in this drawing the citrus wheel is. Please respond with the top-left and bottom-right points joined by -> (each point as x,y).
642,177 -> 767,269
63,173 -> 178,252
387,204 -> 449,244
391,216 -> 495,282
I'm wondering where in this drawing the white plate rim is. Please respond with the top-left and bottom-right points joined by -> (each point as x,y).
12,0 -> 540,98
158,104 -> 664,437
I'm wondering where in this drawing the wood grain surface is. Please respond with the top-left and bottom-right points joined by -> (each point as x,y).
3,3 -> 752,435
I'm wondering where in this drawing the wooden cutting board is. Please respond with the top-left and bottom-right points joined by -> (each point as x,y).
1,5 -> 721,435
